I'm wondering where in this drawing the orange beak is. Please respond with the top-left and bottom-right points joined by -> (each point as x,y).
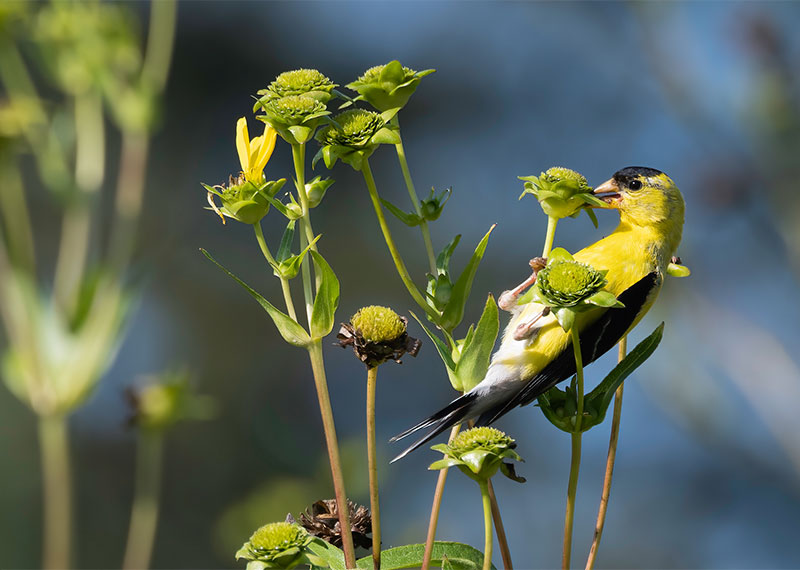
593,178 -> 622,207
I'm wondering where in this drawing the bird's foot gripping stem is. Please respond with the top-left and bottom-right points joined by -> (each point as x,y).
498,257 -> 547,312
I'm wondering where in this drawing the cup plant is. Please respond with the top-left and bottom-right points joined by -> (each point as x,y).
202,63 -> 686,570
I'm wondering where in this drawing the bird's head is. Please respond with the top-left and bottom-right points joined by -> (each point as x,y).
593,167 -> 685,230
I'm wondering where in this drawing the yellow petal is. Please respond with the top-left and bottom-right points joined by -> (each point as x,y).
253,124 -> 277,172
235,117 -> 250,174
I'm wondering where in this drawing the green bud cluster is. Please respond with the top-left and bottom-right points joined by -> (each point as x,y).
262,69 -> 337,102
260,95 -> 326,126
429,426 -> 525,484
203,177 -> 286,225
519,166 -> 605,222
318,109 -> 385,148
346,60 -> 435,112
537,260 -> 607,307
351,305 -> 406,343
235,521 -> 321,569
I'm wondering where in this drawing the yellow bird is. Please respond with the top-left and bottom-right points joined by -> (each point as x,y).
392,166 -> 685,460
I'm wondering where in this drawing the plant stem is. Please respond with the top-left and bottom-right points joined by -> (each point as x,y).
421,423 -> 461,570
585,336 -> 627,570
122,431 -> 164,570
252,222 -> 298,321
0,163 -> 35,273
390,116 -> 437,274
361,159 -> 429,311
39,415 -> 72,570
291,143 -> 316,325
563,325 -> 585,570
141,0 -> 177,93
366,366 -> 381,570
479,480 -> 493,570
307,341 -> 356,569
487,479 -> 513,569
542,216 -> 558,258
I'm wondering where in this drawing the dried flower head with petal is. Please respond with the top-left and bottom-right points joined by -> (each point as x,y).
291,499 -> 372,550
337,306 -> 421,369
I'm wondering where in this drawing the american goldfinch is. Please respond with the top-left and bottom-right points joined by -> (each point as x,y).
392,166 -> 685,461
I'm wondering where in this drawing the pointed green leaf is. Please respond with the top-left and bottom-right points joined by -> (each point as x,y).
276,220 -> 296,263
355,541 -> 493,570
201,249 -> 310,347
380,198 -> 422,226
371,126 -> 402,145
307,538 -> 346,570
436,234 -> 461,275
577,193 -> 608,208
454,294 -> 499,392
586,323 -> 665,424
440,225 -> 495,331
309,250 -> 339,339
380,60 -> 405,83
428,458 -> 461,471
555,307 -> 576,331
547,247 -> 573,262
379,107 -> 402,123
409,311 -> 457,372
585,290 -> 622,308
275,234 -> 321,280
585,207 -> 599,228
288,124 -> 312,144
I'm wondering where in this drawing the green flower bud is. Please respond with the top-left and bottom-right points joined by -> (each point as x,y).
429,426 -> 525,484
318,109 -> 385,148
313,108 -> 401,170
346,60 -> 435,112
235,522 -> 318,569
536,260 -> 606,308
259,69 -> 337,102
305,176 -> 334,209
351,305 -> 406,343
125,372 -> 214,432
519,166 -> 605,221
337,306 -> 421,369
255,95 -> 330,145
203,176 -> 286,225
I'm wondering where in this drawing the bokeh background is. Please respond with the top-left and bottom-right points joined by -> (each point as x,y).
2,1 -> 800,568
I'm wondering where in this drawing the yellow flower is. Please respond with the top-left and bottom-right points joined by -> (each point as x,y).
235,117 -> 277,184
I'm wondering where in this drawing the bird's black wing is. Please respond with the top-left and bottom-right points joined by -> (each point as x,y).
476,271 -> 660,425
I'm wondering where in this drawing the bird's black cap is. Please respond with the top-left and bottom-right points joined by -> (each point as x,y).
613,166 -> 663,185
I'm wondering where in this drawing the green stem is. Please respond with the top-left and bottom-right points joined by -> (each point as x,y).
479,480 -> 493,570
366,366 -> 381,570
291,143 -> 316,325
307,341 -> 356,569
585,336 -> 627,570
141,0 -> 177,93
122,431 -> 164,570
54,93 -> 105,316
543,216 -> 558,258
360,159 -> 429,311
487,480 -> 513,569
39,415 -> 72,570
252,222 -> 298,322
421,423 -> 461,570
0,163 -> 35,273
390,116 -> 437,274
563,325 -> 585,570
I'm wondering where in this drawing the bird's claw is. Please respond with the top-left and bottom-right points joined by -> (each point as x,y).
513,307 -> 551,340
499,257 -> 548,313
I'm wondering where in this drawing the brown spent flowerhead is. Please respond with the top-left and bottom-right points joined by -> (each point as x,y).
288,499 -> 372,550
337,307 -> 421,369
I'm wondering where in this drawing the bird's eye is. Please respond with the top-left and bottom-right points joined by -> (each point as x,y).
628,179 -> 642,191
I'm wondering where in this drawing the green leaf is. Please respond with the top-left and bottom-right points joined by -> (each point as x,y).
307,538 -> 345,570
275,235 -> 321,280
288,124 -> 312,144
371,126 -> 402,145
440,225 -> 495,331
585,323 -> 665,425
585,290 -> 623,308
555,307 -> 575,331
380,60 -> 405,84
410,311 -> 456,372
276,220 -> 296,263
577,193 -> 608,208
667,262 -> 691,277
381,198 -> 422,226
547,247 -> 573,262
454,294 -> 499,392
201,249 -> 310,347
585,207 -> 599,228
356,541 -> 493,570
436,235 -> 461,275
309,250 -> 340,340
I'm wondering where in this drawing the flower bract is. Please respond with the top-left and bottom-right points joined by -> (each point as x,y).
235,521 -> 323,570
429,426 -> 525,483
519,166 -> 606,221
346,60 -> 435,112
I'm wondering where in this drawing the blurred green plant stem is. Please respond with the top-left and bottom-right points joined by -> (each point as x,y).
0,1 -> 177,568
122,432 -> 164,570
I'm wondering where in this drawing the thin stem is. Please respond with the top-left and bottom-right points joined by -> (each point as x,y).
421,423 -> 461,570
563,325 -> 585,570
307,341 -> 356,569
542,216 -> 558,258
291,144 -> 316,325
366,366 -> 381,570
487,479 -> 513,569
361,159 -> 429,311
39,415 -> 72,570
54,93 -> 105,315
142,0 -> 177,93
252,222 -> 298,322
479,480 -> 493,570
122,431 -> 164,570
585,336 -> 627,570
0,163 -> 35,273
390,116 -> 437,274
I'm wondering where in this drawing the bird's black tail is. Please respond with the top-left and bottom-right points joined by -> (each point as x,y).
389,392 -> 478,463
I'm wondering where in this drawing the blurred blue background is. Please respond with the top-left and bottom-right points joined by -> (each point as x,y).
2,1 -> 800,568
